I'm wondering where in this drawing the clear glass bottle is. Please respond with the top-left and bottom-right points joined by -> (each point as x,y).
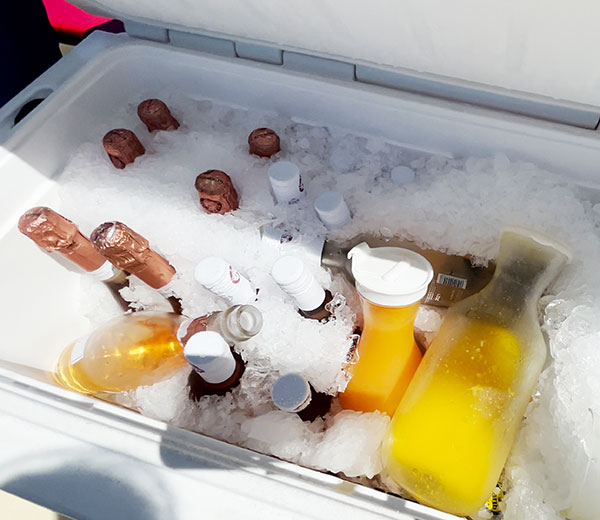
55,312 -> 185,395
382,228 -> 571,517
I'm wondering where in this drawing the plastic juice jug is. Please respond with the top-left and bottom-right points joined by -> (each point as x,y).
338,242 -> 433,415
382,228 -> 571,517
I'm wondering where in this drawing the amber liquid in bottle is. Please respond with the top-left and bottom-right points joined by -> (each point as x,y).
55,312 -> 186,395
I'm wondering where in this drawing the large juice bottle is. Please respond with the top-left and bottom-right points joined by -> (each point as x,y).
382,228 -> 571,517
338,242 -> 433,415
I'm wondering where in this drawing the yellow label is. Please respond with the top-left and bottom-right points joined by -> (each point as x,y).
485,485 -> 504,514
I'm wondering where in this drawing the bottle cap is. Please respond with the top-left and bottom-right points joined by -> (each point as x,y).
260,225 -> 325,270
271,256 -> 326,312
268,161 -> 303,203
195,257 -> 255,305
390,166 -> 416,186
348,242 -> 433,307
314,191 -> 351,229
184,331 -> 237,384
271,374 -> 312,413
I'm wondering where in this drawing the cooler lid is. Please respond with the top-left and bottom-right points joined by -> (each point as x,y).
70,0 -> 600,109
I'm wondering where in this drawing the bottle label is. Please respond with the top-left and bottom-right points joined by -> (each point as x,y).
436,273 -> 468,290
485,482 -> 504,515
229,266 -> 240,284
70,335 -> 88,365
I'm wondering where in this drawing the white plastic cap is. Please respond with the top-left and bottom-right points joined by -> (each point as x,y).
195,257 -> 255,305
88,260 -> 119,281
271,256 -> 326,312
348,242 -> 433,307
390,166 -> 416,186
314,191 -> 351,229
271,374 -> 312,412
268,161 -> 303,204
259,225 -> 325,270
184,331 -> 236,384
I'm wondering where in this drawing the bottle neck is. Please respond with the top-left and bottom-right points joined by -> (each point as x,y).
476,232 -> 569,320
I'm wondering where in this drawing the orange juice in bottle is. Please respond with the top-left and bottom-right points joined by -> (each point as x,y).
382,228 -> 571,517
339,242 -> 433,415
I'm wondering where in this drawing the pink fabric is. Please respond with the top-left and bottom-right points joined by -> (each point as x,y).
42,0 -> 111,37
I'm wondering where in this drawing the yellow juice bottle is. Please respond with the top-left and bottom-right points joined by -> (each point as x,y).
382,228 -> 571,517
339,242 -> 433,415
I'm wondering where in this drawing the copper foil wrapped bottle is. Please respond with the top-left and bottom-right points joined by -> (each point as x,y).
90,221 -> 182,314
248,128 -> 280,158
137,99 -> 180,132
102,129 -> 145,169
194,170 -> 239,214
18,207 -> 129,310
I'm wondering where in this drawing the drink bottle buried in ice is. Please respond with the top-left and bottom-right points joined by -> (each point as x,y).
18,207 -> 130,311
195,256 -> 256,305
382,228 -> 571,517
271,374 -> 332,422
194,170 -> 239,215
182,331 -> 246,400
268,161 -> 304,204
314,191 -> 351,230
177,305 -> 263,346
137,99 -> 180,132
102,129 -> 145,169
178,305 -> 262,401
271,255 -> 333,321
259,225 -> 495,308
90,221 -> 183,315
248,128 -> 281,158
55,312 -> 186,395
338,243 -> 433,416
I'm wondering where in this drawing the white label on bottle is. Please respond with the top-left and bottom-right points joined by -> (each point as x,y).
70,336 -> 88,365
436,273 -> 468,290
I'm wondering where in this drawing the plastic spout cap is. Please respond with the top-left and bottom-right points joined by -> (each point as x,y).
271,255 -> 326,312
314,191 -> 351,229
268,161 -> 303,204
348,242 -> 433,307
184,330 -> 236,384
195,256 -> 255,305
390,166 -> 416,186
271,374 -> 312,413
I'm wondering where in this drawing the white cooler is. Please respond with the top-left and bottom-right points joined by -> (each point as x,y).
1,2 -> 600,519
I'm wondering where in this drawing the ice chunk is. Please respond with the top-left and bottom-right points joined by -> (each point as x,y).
308,411 -> 389,478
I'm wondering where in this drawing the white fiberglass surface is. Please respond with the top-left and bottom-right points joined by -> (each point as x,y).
2,40 -> 600,520
72,0 -> 600,107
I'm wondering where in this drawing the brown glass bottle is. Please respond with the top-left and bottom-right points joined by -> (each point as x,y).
179,305 -> 263,401
271,374 -> 332,422
271,255 -> 334,322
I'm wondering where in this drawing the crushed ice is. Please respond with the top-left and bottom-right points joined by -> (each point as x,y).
60,94 -> 600,519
